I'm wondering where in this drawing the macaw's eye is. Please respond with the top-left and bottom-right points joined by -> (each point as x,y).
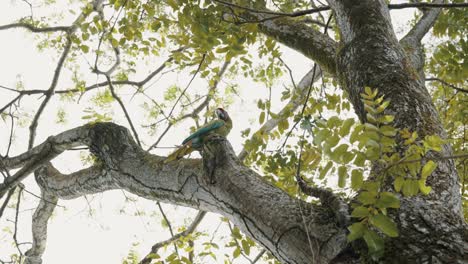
215,109 -> 223,119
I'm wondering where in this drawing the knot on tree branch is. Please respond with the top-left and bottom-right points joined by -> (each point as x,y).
201,134 -> 236,184
296,176 -> 350,227
88,122 -> 139,169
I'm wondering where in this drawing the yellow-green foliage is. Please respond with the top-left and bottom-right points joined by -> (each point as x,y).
346,87 -> 444,258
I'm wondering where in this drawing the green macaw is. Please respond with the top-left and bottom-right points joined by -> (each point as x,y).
165,108 -> 232,163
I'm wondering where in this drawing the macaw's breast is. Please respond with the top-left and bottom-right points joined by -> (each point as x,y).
216,118 -> 232,137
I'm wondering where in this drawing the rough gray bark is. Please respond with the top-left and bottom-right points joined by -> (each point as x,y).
8,123 -> 347,264
327,0 -> 466,262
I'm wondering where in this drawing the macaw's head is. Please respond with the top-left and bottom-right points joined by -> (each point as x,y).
215,108 -> 229,121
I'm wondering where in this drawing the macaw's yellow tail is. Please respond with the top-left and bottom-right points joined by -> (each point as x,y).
164,144 -> 195,163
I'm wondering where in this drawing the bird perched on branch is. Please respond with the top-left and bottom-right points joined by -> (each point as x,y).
164,108 -> 232,163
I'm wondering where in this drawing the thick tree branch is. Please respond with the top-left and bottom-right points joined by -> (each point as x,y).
24,188 -> 58,264
10,123 -> 347,264
399,0 -> 444,76
401,0 -> 444,43
218,1 -> 337,74
0,23 -> 70,33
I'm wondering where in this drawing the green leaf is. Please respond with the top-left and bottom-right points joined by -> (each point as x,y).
379,115 -> 395,124
402,179 -> 419,197
369,213 -> 399,237
363,230 -> 384,256
319,161 -> 333,179
339,118 -> 355,136
347,222 -> 366,242
147,253 -> 161,259
351,206 -> 369,218
241,240 -> 250,255
423,135 -> 444,152
327,134 -> 340,148
376,192 -> 400,209
364,123 -> 379,132
338,166 -> 348,188
231,227 -> 242,239
259,111 -> 265,124
357,191 -> 377,205
354,152 -> 367,167
421,160 -> 437,179
379,125 -> 397,137
233,247 -> 241,258
331,144 -> 349,163
80,45 -> 90,53
376,100 -> 390,113
418,179 -> 432,195
364,86 -> 373,96
351,169 -> 364,190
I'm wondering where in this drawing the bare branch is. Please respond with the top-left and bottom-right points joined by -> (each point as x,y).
388,2 -> 468,9
214,0 -> 330,18
28,37 -> 72,149
156,202 -> 179,257
0,95 -> 23,115
0,187 -> 15,219
4,54 -> 174,97
426,77 -> 468,93
238,66 -> 322,160
146,59 -> 229,151
252,249 -> 266,263
26,0 -> 99,149
165,54 -> 206,122
13,188 -> 24,261
0,22 -> 69,33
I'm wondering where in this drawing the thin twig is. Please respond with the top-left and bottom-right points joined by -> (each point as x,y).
426,77 -> 468,93
280,14 -> 333,150
140,210 -> 207,264
157,202 -> 179,257
146,58 -> 229,151
0,188 -> 15,219
13,188 -> 24,261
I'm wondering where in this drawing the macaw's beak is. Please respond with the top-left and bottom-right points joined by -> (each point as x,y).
216,108 -> 227,120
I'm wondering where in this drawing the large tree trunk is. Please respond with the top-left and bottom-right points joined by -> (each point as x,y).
327,0 -> 466,262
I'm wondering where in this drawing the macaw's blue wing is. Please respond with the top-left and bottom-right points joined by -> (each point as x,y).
182,120 -> 225,145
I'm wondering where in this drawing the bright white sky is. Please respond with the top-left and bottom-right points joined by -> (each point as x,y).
0,1 -> 415,263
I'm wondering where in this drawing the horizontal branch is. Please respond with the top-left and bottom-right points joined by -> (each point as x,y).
426,77 -> 468,93
0,22 -> 70,33
9,122 -> 347,264
388,2 -> 468,9
215,1 -> 467,22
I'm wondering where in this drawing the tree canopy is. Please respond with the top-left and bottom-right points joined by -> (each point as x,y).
0,0 -> 467,264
